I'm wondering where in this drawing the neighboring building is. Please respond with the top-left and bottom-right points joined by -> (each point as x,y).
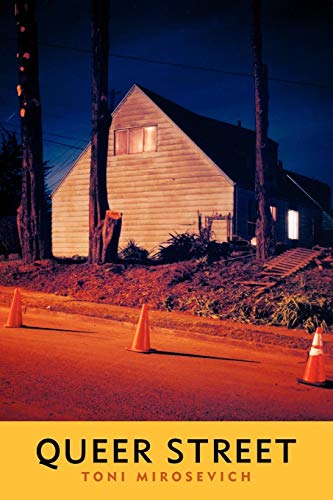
52,84 -> 332,257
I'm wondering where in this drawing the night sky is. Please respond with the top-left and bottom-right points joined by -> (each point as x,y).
0,0 -> 332,201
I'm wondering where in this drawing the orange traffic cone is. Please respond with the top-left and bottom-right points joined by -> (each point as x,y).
297,327 -> 326,387
127,304 -> 154,354
4,288 -> 23,328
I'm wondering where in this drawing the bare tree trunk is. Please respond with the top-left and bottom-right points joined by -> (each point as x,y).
101,210 -> 122,262
252,0 -> 275,261
15,1 -> 51,263
89,0 -> 121,264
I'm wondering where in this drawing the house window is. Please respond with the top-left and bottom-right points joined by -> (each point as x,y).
144,126 -> 157,152
129,127 -> 144,154
270,205 -> 277,222
115,126 -> 157,155
288,210 -> 299,240
114,129 -> 128,155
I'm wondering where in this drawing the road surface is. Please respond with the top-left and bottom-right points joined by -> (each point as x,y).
1,306 -> 333,420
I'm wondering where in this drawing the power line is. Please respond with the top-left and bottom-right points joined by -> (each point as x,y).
286,174 -> 333,218
48,157 -> 79,183
2,36 -> 333,91
0,118 -> 88,146
47,149 -> 82,189
110,53 -> 333,91
0,122 -> 83,188
44,131 -> 88,144
41,138 -> 84,150
51,145 -> 83,167
47,147 -> 77,167
0,123 -> 85,151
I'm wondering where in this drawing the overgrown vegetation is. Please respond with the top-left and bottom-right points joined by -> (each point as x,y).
0,129 -> 22,216
0,242 -> 331,333
0,128 -> 53,258
156,232 -> 203,262
218,293 -> 332,333
0,216 -> 21,258
119,239 -> 149,263
159,291 -> 332,333
269,294 -> 332,332
156,229 -> 232,263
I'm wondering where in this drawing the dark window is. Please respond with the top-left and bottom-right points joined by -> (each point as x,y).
114,126 -> 157,155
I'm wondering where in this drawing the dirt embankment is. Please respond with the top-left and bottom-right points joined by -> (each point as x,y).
0,256 -> 332,334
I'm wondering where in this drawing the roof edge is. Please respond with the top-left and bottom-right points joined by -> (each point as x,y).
111,83 -> 139,117
133,85 -> 235,187
51,142 -> 91,197
136,84 -> 279,148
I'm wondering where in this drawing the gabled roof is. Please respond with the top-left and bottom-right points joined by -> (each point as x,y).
53,84 -> 331,212
136,84 -> 277,191
136,85 -> 331,209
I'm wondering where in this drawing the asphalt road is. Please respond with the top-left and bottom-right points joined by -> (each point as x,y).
1,306 -> 333,420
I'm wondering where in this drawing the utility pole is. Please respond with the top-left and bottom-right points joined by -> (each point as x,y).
89,0 -> 122,264
15,0 -> 51,263
252,0 -> 275,260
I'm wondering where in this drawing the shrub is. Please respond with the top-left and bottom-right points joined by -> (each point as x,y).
185,295 -> 222,319
163,295 -> 177,311
0,216 -> 21,257
119,239 -> 149,263
269,294 -> 333,332
156,230 -> 229,263
156,232 -> 199,263
207,240 -> 230,263
228,292 -> 333,332
155,228 -> 230,263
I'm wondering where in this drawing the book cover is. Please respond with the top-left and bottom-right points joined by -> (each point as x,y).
0,1 -> 332,499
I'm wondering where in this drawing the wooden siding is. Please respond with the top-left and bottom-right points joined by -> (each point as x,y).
52,86 -> 234,257
295,203 -> 317,246
234,186 -> 320,247
234,187 -> 251,239
108,87 -> 234,252
52,146 -> 90,256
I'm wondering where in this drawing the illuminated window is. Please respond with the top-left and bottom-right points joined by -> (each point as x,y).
129,127 -> 144,154
114,129 -> 127,155
144,126 -> 157,152
288,210 -> 299,240
115,126 -> 157,155
270,206 -> 277,221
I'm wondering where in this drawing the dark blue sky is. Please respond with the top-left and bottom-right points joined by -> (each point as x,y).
0,0 -> 332,201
